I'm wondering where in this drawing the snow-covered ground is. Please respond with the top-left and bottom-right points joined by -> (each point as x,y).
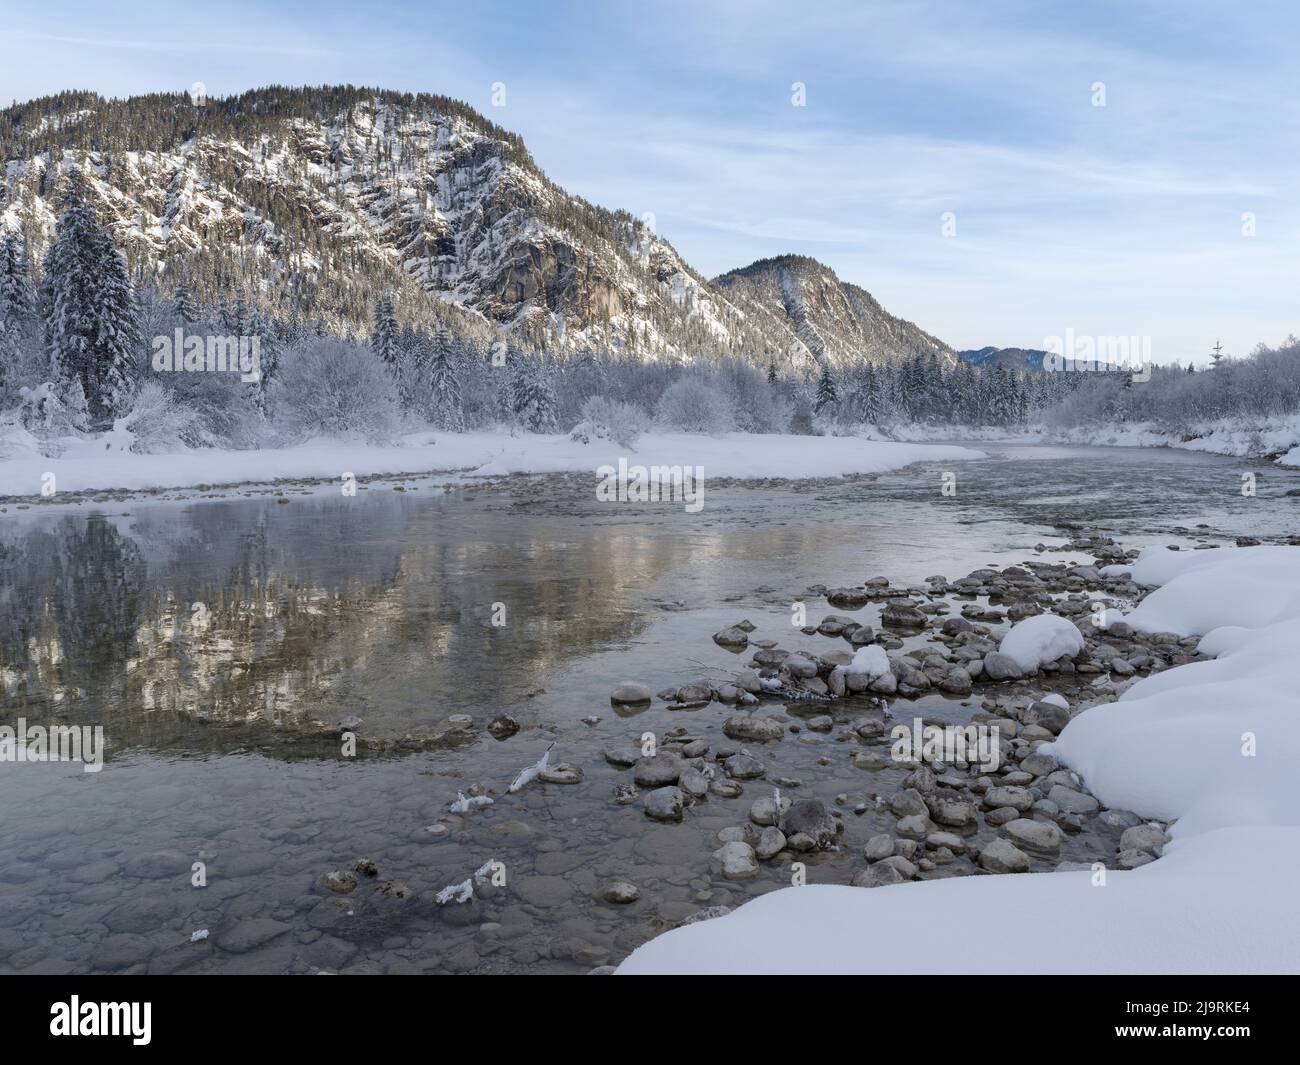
0,429 -> 986,499
858,414 -> 1300,465
618,545 -> 1300,974
1050,414 -> 1300,465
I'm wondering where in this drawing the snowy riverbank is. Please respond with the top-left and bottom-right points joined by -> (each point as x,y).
617,544 -> 1300,974
0,430 -> 985,500
1048,415 -> 1300,466
859,414 -> 1300,466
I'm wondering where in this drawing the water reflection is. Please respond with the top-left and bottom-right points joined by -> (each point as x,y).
0,495 -> 682,753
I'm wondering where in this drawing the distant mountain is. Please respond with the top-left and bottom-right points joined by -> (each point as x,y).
959,346 -> 1051,372
1,86 -> 953,371
714,255 -> 956,371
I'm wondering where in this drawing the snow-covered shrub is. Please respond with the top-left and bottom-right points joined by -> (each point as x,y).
570,395 -> 650,447
655,376 -> 734,434
14,382 -> 86,435
157,369 -> 262,449
718,360 -> 792,433
272,337 -> 402,442
118,380 -> 202,454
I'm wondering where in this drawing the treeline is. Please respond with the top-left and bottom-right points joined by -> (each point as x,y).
0,86 -> 533,167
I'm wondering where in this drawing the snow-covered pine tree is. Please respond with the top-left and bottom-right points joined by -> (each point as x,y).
428,335 -> 464,432
222,296 -> 250,335
245,305 -> 277,415
512,355 -> 557,432
372,295 -> 399,367
0,321 -> 19,398
40,168 -> 140,423
171,282 -> 200,323
767,361 -> 778,385
0,233 -> 35,327
850,363 -> 880,423
814,363 -> 839,413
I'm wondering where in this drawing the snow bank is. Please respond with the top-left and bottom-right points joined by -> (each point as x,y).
998,613 -> 1084,672
619,544 -> 1300,975
617,828 -> 1300,974
1124,544 -> 1300,633
0,430 -> 984,499
1048,545 -> 1300,834
1052,414 -> 1300,465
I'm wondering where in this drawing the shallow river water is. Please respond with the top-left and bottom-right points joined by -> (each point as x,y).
1,443 -> 1296,973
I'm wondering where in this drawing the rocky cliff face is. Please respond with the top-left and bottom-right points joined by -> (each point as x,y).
2,88 -> 953,370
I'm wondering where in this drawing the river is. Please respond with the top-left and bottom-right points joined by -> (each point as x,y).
0,443 -> 1296,973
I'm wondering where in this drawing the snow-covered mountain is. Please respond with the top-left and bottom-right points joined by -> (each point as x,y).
715,255 -> 955,371
1,87 -> 953,370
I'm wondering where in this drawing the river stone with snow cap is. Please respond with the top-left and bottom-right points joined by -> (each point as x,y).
999,614 -> 1085,674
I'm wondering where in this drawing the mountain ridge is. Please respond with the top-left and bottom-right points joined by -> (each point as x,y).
2,85 -> 954,371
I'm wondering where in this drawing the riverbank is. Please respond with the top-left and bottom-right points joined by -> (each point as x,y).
868,414 -> 1300,466
0,429 -> 985,504
1051,415 -> 1300,466
617,543 -> 1300,974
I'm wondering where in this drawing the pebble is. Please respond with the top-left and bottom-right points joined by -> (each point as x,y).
977,838 -> 1031,873
1048,785 -> 1100,814
644,787 -> 684,822
1003,817 -> 1064,854
723,716 -> 785,742
712,842 -> 759,880
598,881 -> 641,904
610,682 -> 653,705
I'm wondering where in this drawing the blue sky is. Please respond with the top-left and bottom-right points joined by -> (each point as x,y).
3,0 -> 1297,362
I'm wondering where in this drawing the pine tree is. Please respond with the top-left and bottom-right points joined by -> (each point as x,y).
428,339 -> 464,431
512,356 -> 557,432
0,321 -> 20,397
0,233 -> 35,327
171,282 -> 200,323
814,363 -> 839,413
372,295 -> 399,366
40,168 -> 140,422
767,361 -> 778,385
246,305 -> 277,414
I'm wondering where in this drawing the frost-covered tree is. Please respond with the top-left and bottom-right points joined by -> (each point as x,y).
40,168 -> 140,422
656,374 -> 734,434
272,335 -> 402,442
428,339 -> 464,431
0,233 -> 35,327
246,305 -> 277,415
511,356 -> 557,432
171,282 -> 200,324
372,295 -> 400,367
814,363 -> 839,413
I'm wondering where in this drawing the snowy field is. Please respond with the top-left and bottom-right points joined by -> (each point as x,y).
0,430 -> 985,499
618,545 -> 1300,974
